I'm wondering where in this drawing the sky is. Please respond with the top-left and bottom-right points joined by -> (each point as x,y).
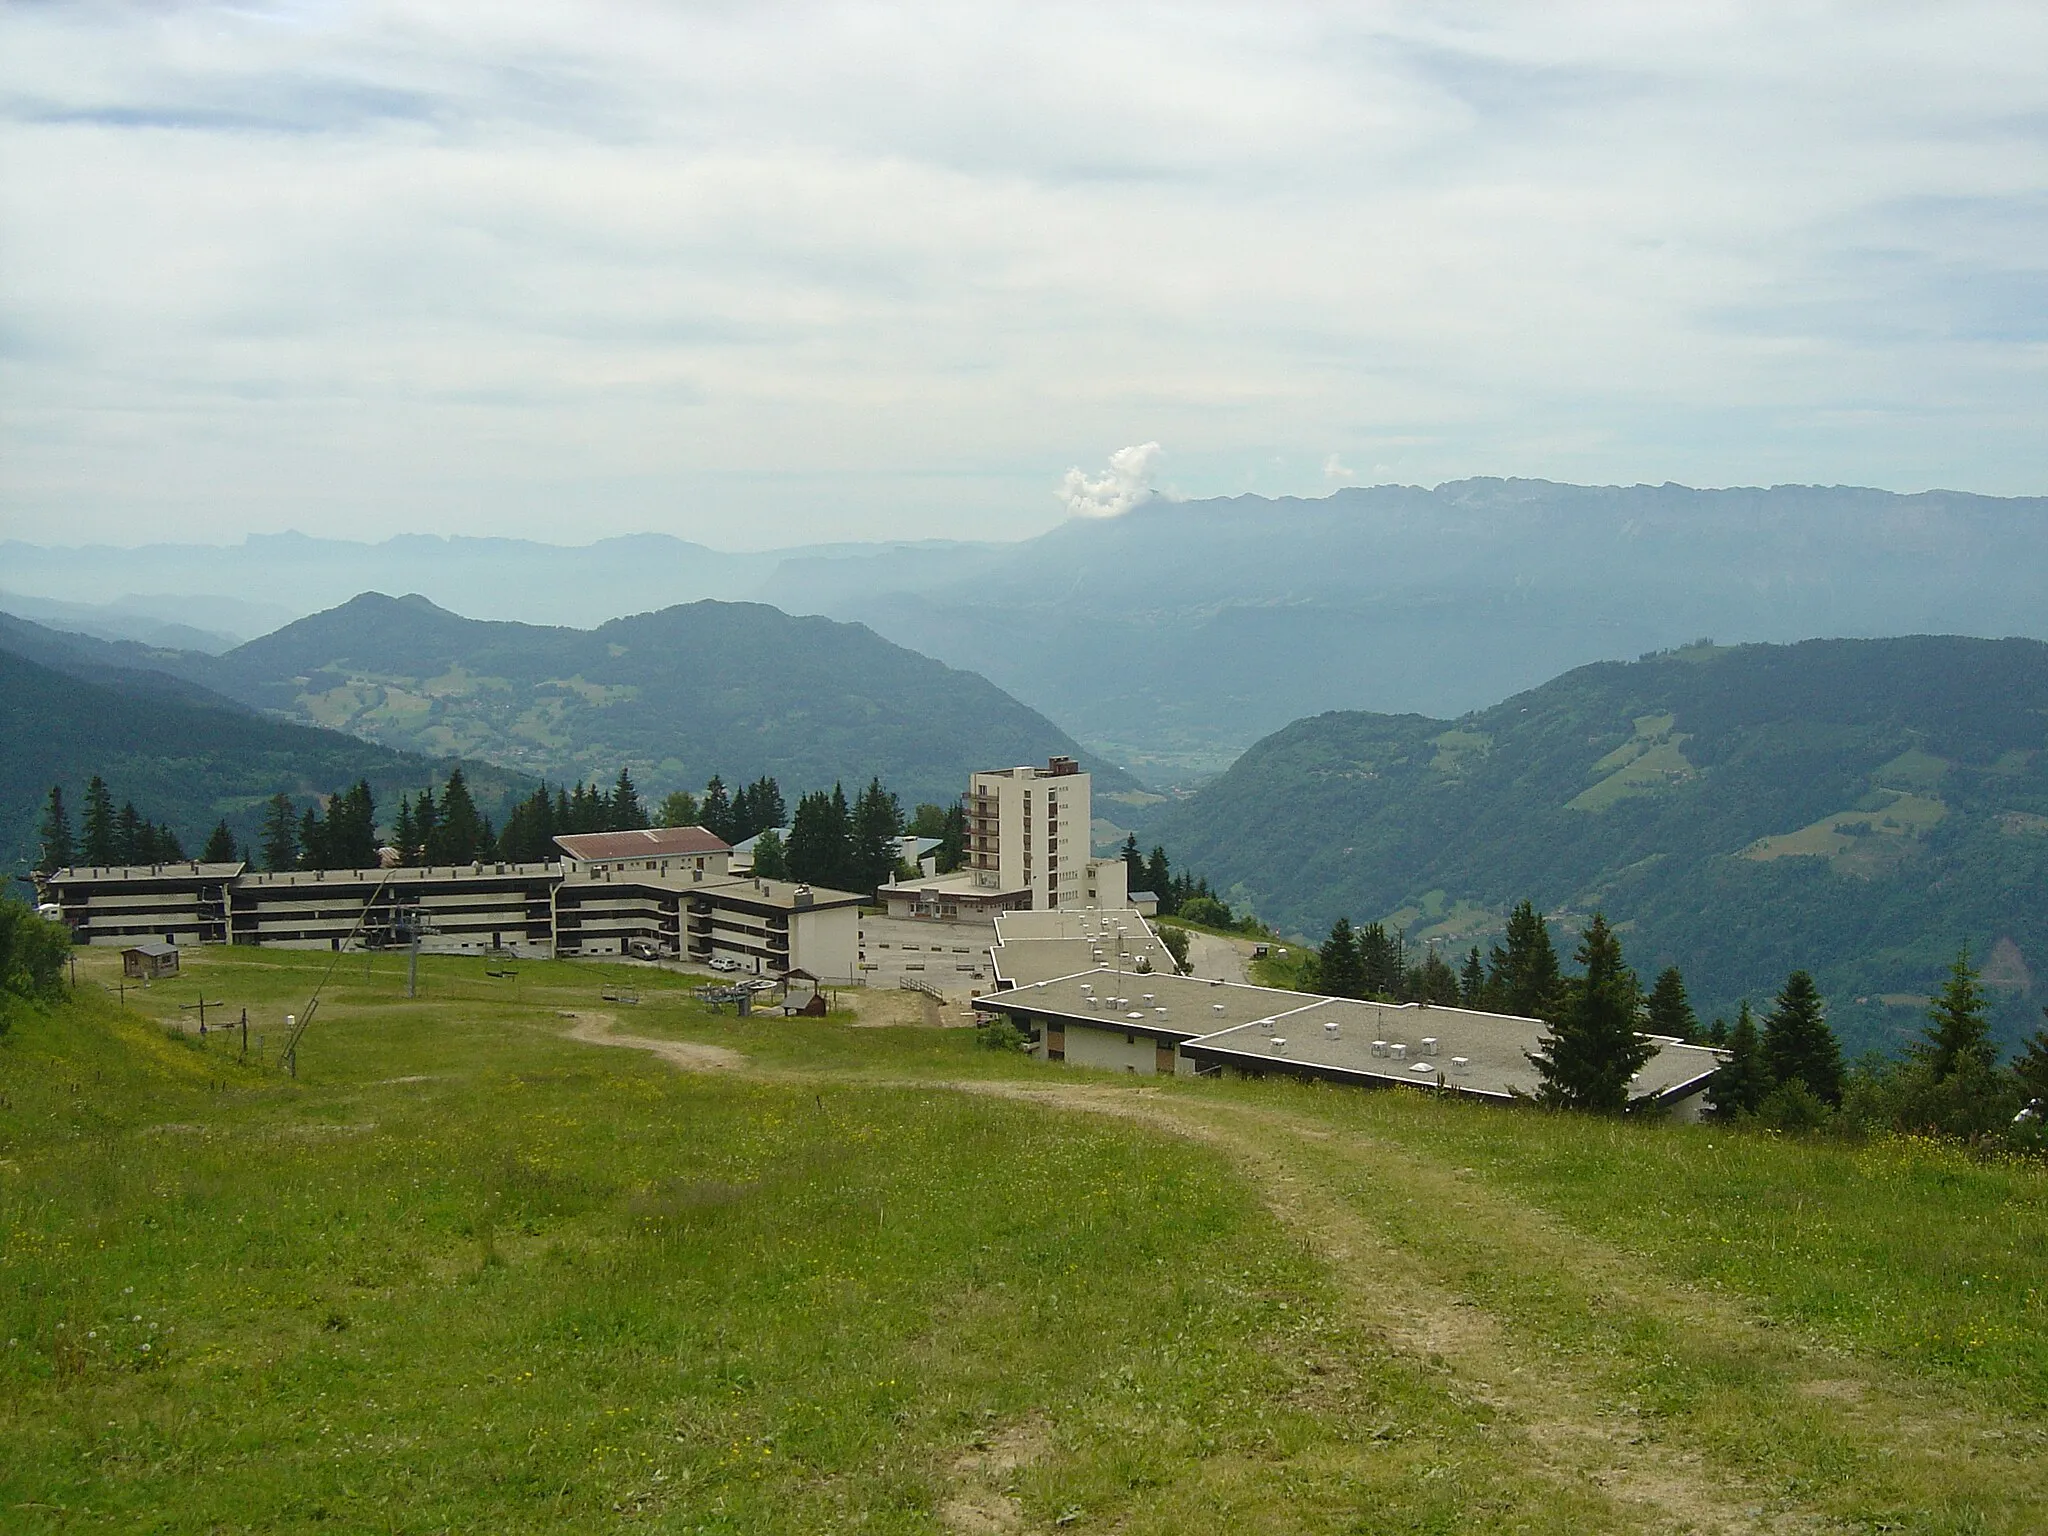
2,1 -> 2045,549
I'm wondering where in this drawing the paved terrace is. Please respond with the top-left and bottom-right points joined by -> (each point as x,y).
988,907 -> 1175,989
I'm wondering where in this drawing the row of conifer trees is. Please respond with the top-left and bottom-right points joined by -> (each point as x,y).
1309,900 -> 2048,1137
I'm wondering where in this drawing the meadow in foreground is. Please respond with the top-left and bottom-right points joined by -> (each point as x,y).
3,946 -> 2045,1533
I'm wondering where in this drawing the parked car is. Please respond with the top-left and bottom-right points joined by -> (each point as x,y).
708,957 -> 743,972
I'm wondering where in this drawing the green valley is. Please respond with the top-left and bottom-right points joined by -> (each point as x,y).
1150,636 -> 2048,1056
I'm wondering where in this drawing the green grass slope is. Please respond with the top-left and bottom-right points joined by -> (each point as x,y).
5,946 -> 2047,1531
1151,636 -> 2048,1055
0,642 -> 529,874
165,593 -> 1136,807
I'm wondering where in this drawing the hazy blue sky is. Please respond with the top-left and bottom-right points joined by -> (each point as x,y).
3,2 -> 2044,548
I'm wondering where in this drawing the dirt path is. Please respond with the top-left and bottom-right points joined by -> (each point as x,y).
1177,928 -> 1252,983
563,1025 -> 2048,1533
558,1012 -> 747,1072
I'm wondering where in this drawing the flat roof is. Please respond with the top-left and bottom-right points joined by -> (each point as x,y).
555,827 -> 731,861
699,876 -> 864,913
978,970 -> 1724,1106
50,862 -> 245,883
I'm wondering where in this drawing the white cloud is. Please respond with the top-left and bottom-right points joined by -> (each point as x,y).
0,2 -> 2044,548
1058,442 -> 1163,519
1323,454 -> 1357,484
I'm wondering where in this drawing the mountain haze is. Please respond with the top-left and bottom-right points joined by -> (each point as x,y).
12,480 -> 2045,785
1150,636 -> 2048,1056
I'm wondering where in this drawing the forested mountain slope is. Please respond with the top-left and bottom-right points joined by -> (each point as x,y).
120,594 -> 1133,809
1151,636 -> 2048,1055
0,642 -> 527,872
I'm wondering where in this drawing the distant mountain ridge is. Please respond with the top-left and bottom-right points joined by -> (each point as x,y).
1149,635 -> 2048,1057
0,633 -> 529,873
8,479 -> 2048,783
49,594 -> 1134,811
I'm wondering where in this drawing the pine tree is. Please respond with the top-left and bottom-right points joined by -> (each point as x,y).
201,819 -> 238,863
750,828 -> 790,880
938,801 -> 966,874
827,784 -> 854,889
2015,1010 -> 2048,1104
749,777 -> 786,833
1411,948 -> 1462,1006
321,780 -> 378,868
81,776 -> 117,866
1489,901 -> 1562,1023
1121,833 -> 1143,892
1708,1001 -> 1768,1118
1916,948 -> 1996,1082
786,790 -> 842,886
700,777 -> 734,842
115,802 -> 143,865
1760,970 -> 1843,1106
414,785 -> 441,860
849,778 -> 903,894
1459,946 -> 1487,1009
259,793 -> 299,872
610,768 -> 647,831
426,769 -> 486,864
731,781 -> 756,841
299,805 -> 327,871
1357,922 -> 1404,1000
655,789 -> 701,830
1143,847 -> 1171,910
35,786 -> 73,875
1528,912 -> 1654,1111
1318,917 -> 1363,998
153,823 -> 185,861
1644,967 -> 1699,1041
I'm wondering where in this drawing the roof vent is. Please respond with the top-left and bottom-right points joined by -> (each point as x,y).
1411,1060 -> 1435,1075
1421,1036 -> 1439,1055
1213,1002 -> 1226,1014
1390,1043 -> 1408,1060
1324,1021 -> 1340,1038
1269,1037 -> 1287,1055
1371,1040 -> 1388,1057
1451,1056 -> 1470,1075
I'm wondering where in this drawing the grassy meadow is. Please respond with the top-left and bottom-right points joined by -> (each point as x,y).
2,945 -> 2046,1533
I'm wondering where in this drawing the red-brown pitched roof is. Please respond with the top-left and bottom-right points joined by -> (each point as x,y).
553,827 -> 731,861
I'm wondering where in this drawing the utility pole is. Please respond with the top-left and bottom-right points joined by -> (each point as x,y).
180,997 -> 224,1035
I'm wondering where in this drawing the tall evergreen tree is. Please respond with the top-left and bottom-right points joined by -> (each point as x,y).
1459,946 -> 1487,1009
1318,917 -> 1363,998
201,819 -> 238,863
1708,1001 -> 1768,1118
320,780 -> 378,868
1357,922 -> 1404,1000
151,823 -> 185,862
785,789 -> 846,886
1143,847 -> 1171,908
849,777 -> 903,894
259,793 -> 299,872
730,781 -> 756,841
1915,948 -> 1996,1082
1410,948 -> 1462,1006
1121,833 -> 1143,892
425,769 -> 487,864
1529,913 -> 1653,1111
2015,1009 -> 2048,1104
750,828 -> 790,880
1760,970 -> 1843,1106
1489,901 -> 1562,1022
609,768 -> 648,831
35,786 -> 73,875
700,776 -> 734,842
1644,967 -> 1700,1041
298,805 -> 327,871
938,801 -> 966,874
81,776 -> 117,866
655,789 -> 701,829
748,777 -> 786,833
499,784 -> 559,863
115,802 -> 143,865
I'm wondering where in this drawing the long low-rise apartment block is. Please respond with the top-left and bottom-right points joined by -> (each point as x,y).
974,910 -> 1724,1117
44,826 -> 864,980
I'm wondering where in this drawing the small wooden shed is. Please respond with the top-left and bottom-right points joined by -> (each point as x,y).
123,942 -> 180,980
781,967 -> 827,1016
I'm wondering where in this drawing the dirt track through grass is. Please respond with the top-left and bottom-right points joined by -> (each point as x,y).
569,1016 -> 2048,1534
